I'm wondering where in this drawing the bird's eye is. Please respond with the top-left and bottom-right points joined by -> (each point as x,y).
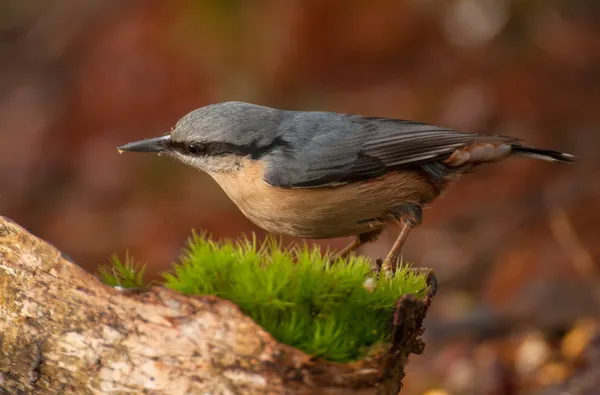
186,144 -> 203,155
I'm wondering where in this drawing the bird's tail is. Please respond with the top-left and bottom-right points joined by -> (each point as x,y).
511,145 -> 576,163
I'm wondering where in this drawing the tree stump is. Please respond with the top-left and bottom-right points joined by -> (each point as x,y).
0,216 -> 436,394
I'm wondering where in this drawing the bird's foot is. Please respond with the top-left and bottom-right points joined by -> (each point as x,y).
379,255 -> 397,278
375,258 -> 438,294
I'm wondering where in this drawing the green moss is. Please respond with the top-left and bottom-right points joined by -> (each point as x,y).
101,232 -> 428,362
98,252 -> 146,289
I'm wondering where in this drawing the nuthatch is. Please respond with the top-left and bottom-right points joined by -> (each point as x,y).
118,101 -> 575,274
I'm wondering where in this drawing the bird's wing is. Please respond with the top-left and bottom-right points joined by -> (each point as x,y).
263,115 -> 519,188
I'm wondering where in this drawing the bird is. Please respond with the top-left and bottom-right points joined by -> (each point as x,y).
118,101 -> 575,275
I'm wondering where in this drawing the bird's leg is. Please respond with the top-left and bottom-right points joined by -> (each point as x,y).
380,203 -> 423,277
330,237 -> 361,262
380,221 -> 413,276
330,228 -> 383,264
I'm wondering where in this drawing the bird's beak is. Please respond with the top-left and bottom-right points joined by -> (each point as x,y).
117,135 -> 171,153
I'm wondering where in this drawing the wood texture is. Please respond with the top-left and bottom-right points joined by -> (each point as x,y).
0,216 -> 435,394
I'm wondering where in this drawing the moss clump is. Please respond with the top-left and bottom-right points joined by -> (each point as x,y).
99,252 -> 146,289
100,232 -> 428,362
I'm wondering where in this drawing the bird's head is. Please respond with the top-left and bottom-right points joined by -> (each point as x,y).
118,101 -> 283,174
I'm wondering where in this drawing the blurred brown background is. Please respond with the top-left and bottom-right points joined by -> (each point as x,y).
1,1 -> 599,394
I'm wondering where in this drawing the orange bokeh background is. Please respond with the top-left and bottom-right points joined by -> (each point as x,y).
1,1 -> 599,393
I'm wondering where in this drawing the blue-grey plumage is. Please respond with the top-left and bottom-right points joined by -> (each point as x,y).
118,101 -> 575,273
150,101 -> 573,186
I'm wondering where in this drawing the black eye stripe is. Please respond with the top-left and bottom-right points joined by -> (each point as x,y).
170,137 -> 290,158
173,142 -> 241,156
170,141 -> 206,156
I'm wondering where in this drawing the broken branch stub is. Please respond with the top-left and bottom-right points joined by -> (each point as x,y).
0,216 -> 436,394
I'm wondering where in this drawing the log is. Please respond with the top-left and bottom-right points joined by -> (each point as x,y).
0,216 -> 435,394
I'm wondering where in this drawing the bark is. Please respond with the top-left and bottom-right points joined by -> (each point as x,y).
0,216 -> 436,395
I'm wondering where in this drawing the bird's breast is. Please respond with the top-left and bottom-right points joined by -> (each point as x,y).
208,160 -> 441,238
